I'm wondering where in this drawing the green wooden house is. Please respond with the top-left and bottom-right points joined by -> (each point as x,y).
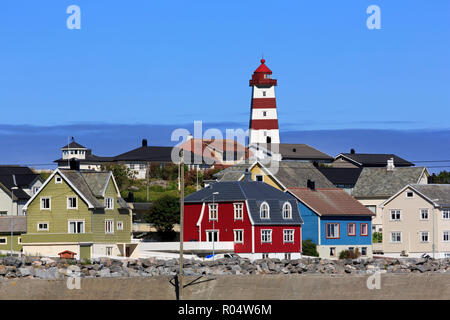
22,168 -> 137,259
0,216 -> 26,255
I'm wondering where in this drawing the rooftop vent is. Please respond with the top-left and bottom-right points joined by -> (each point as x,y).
142,139 -> 148,147
307,179 -> 316,191
243,168 -> 252,182
350,148 -> 355,154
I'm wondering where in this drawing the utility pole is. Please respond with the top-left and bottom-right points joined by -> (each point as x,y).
179,150 -> 184,299
146,162 -> 150,202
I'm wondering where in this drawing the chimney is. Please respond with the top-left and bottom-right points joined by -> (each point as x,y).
350,148 -> 355,154
69,158 -> 80,171
307,179 -> 315,190
142,139 -> 148,147
387,158 -> 395,171
243,168 -> 252,181
127,191 -> 135,203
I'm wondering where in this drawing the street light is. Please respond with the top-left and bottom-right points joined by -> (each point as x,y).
10,186 -> 18,256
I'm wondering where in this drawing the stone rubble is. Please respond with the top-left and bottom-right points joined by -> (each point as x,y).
0,256 -> 449,280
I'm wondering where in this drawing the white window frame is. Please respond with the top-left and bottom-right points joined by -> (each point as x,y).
419,231 -> 429,243
406,191 -> 414,198
283,229 -> 294,243
67,196 -> 78,210
420,209 -> 429,220
0,237 -> 7,245
105,219 -> 114,234
260,202 -> 270,219
18,237 -> 21,244
261,229 -> 272,243
443,210 -> 450,220
105,197 -> 114,210
208,203 -> 218,221
233,203 -> 243,220
68,220 -> 85,234
254,174 -> 264,182
205,230 -> 219,242
40,197 -> 51,210
117,221 -> 123,231
326,223 -> 340,239
282,202 -> 292,219
37,222 -> 49,231
390,231 -> 402,243
390,209 -> 401,221
443,231 -> 450,242
55,176 -> 62,184
234,229 -> 244,243
105,246 -> 113,256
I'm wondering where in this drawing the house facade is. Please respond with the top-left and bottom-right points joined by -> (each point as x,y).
289,186 -> 374,259
380,184 -> 450,258
22,167 -> 137,260
0,216 -> 26,255
184,179 -> 303,260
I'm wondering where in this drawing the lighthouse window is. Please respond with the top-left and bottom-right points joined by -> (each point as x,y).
263,111 -> 267,117
262,91 -> 266,96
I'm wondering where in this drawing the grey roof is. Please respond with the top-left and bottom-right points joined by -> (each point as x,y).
184,181 -> 303,225
352,167 -> 427,198
62,141 -> 87,149
317,167 -> 362,186
60,170 -> 129,210
0,216 -> 26,233
215,161 -> 335,189
410,184 -> 450,207
337,153 -> 414,167
278,144 -> 333,161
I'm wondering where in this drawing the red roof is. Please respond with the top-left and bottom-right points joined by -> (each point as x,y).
289,188 -> 375,216
254,59 -> 272,73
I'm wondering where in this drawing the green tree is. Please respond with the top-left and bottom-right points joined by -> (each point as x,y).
302,239 -> 319,257
101,163 -> 136,190
431,171 -> 450,184
145,194 -> 180,235
372,232 -> 382,243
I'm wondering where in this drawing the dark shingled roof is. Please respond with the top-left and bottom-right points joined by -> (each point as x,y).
0,216 -> 27,233
317,167 -> 363,186
114,146 -> 174,162
336,153 -> 414,167
0,166 -> 42,200
352,167 -> 428,198
278,144 -> 333,161
184,181 -> 303,225
61,141 -> 87,149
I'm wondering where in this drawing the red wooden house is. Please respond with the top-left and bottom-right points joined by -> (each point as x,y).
183,177 -> 304,260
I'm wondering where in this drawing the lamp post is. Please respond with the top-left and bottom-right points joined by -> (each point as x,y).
10,186 -> 18,256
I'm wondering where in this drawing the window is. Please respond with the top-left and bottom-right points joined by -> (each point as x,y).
390,210 -> 401,221
360,223 -> 369,236
67,197 -> 77,209
262,253 -> 269,259
406,191 -> 414,198
282,202 -> 292,219
420,231 -> 429,243
255,175 -> 263,182
263,111 -> 267,117
105,198 -> 114,210
283,229 -> 294,243
38,223 -> 49,231
420,209 -> 429,220
443,210 -> 450,219
129,164 -> 135,170
0,211 -> 7,216
443,231 -> 450,242
391,232 -> 402,243
261,229 -> 272,243
68,221 -> 85,234
260,202 -> 270,219
233,203 -> 243,220
361,247 -> 367,256
106,247 -> 113,256
0,238 -> 6,244
326,223 -> 340,239
330,247 -> 336,257
32,187 -> 40,194
117,221 -> 123,231
18,237 -> 21,244
206,230 -> 218,242
105,220 -> 114,234
284,253 -> 291,260
55,176 -> 62,184
262,91 -> 266,96
347,223 -> 356,236
234,230 -> 243,243
139,163 -> 146,170
40,197 -> 51,210
208,203 -> 218,220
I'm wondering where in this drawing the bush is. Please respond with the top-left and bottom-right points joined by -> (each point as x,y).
339,248 -> 361,259
372,232 -> 382,243
302,239 -> 319,257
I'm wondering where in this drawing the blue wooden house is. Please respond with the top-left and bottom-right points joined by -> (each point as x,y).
289,183 -> 374,259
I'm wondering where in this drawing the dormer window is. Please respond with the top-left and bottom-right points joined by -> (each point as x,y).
406,191 -> 414,198
55,176 -> 62,184
282,202 -> 292,219
260,202 -> 270,219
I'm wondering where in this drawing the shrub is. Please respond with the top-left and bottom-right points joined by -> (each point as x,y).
302,239 -> 319,257
372,232 -> 382,243
339,248 -> 361,259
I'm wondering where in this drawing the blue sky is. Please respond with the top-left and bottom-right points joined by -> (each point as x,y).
0,1 -> 449,171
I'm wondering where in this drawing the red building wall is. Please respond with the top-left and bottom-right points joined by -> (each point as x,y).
254,225 -> 302,253
183,203 -> 204,242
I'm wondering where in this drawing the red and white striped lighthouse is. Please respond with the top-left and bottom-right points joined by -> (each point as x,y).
248,58 -> 280,145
